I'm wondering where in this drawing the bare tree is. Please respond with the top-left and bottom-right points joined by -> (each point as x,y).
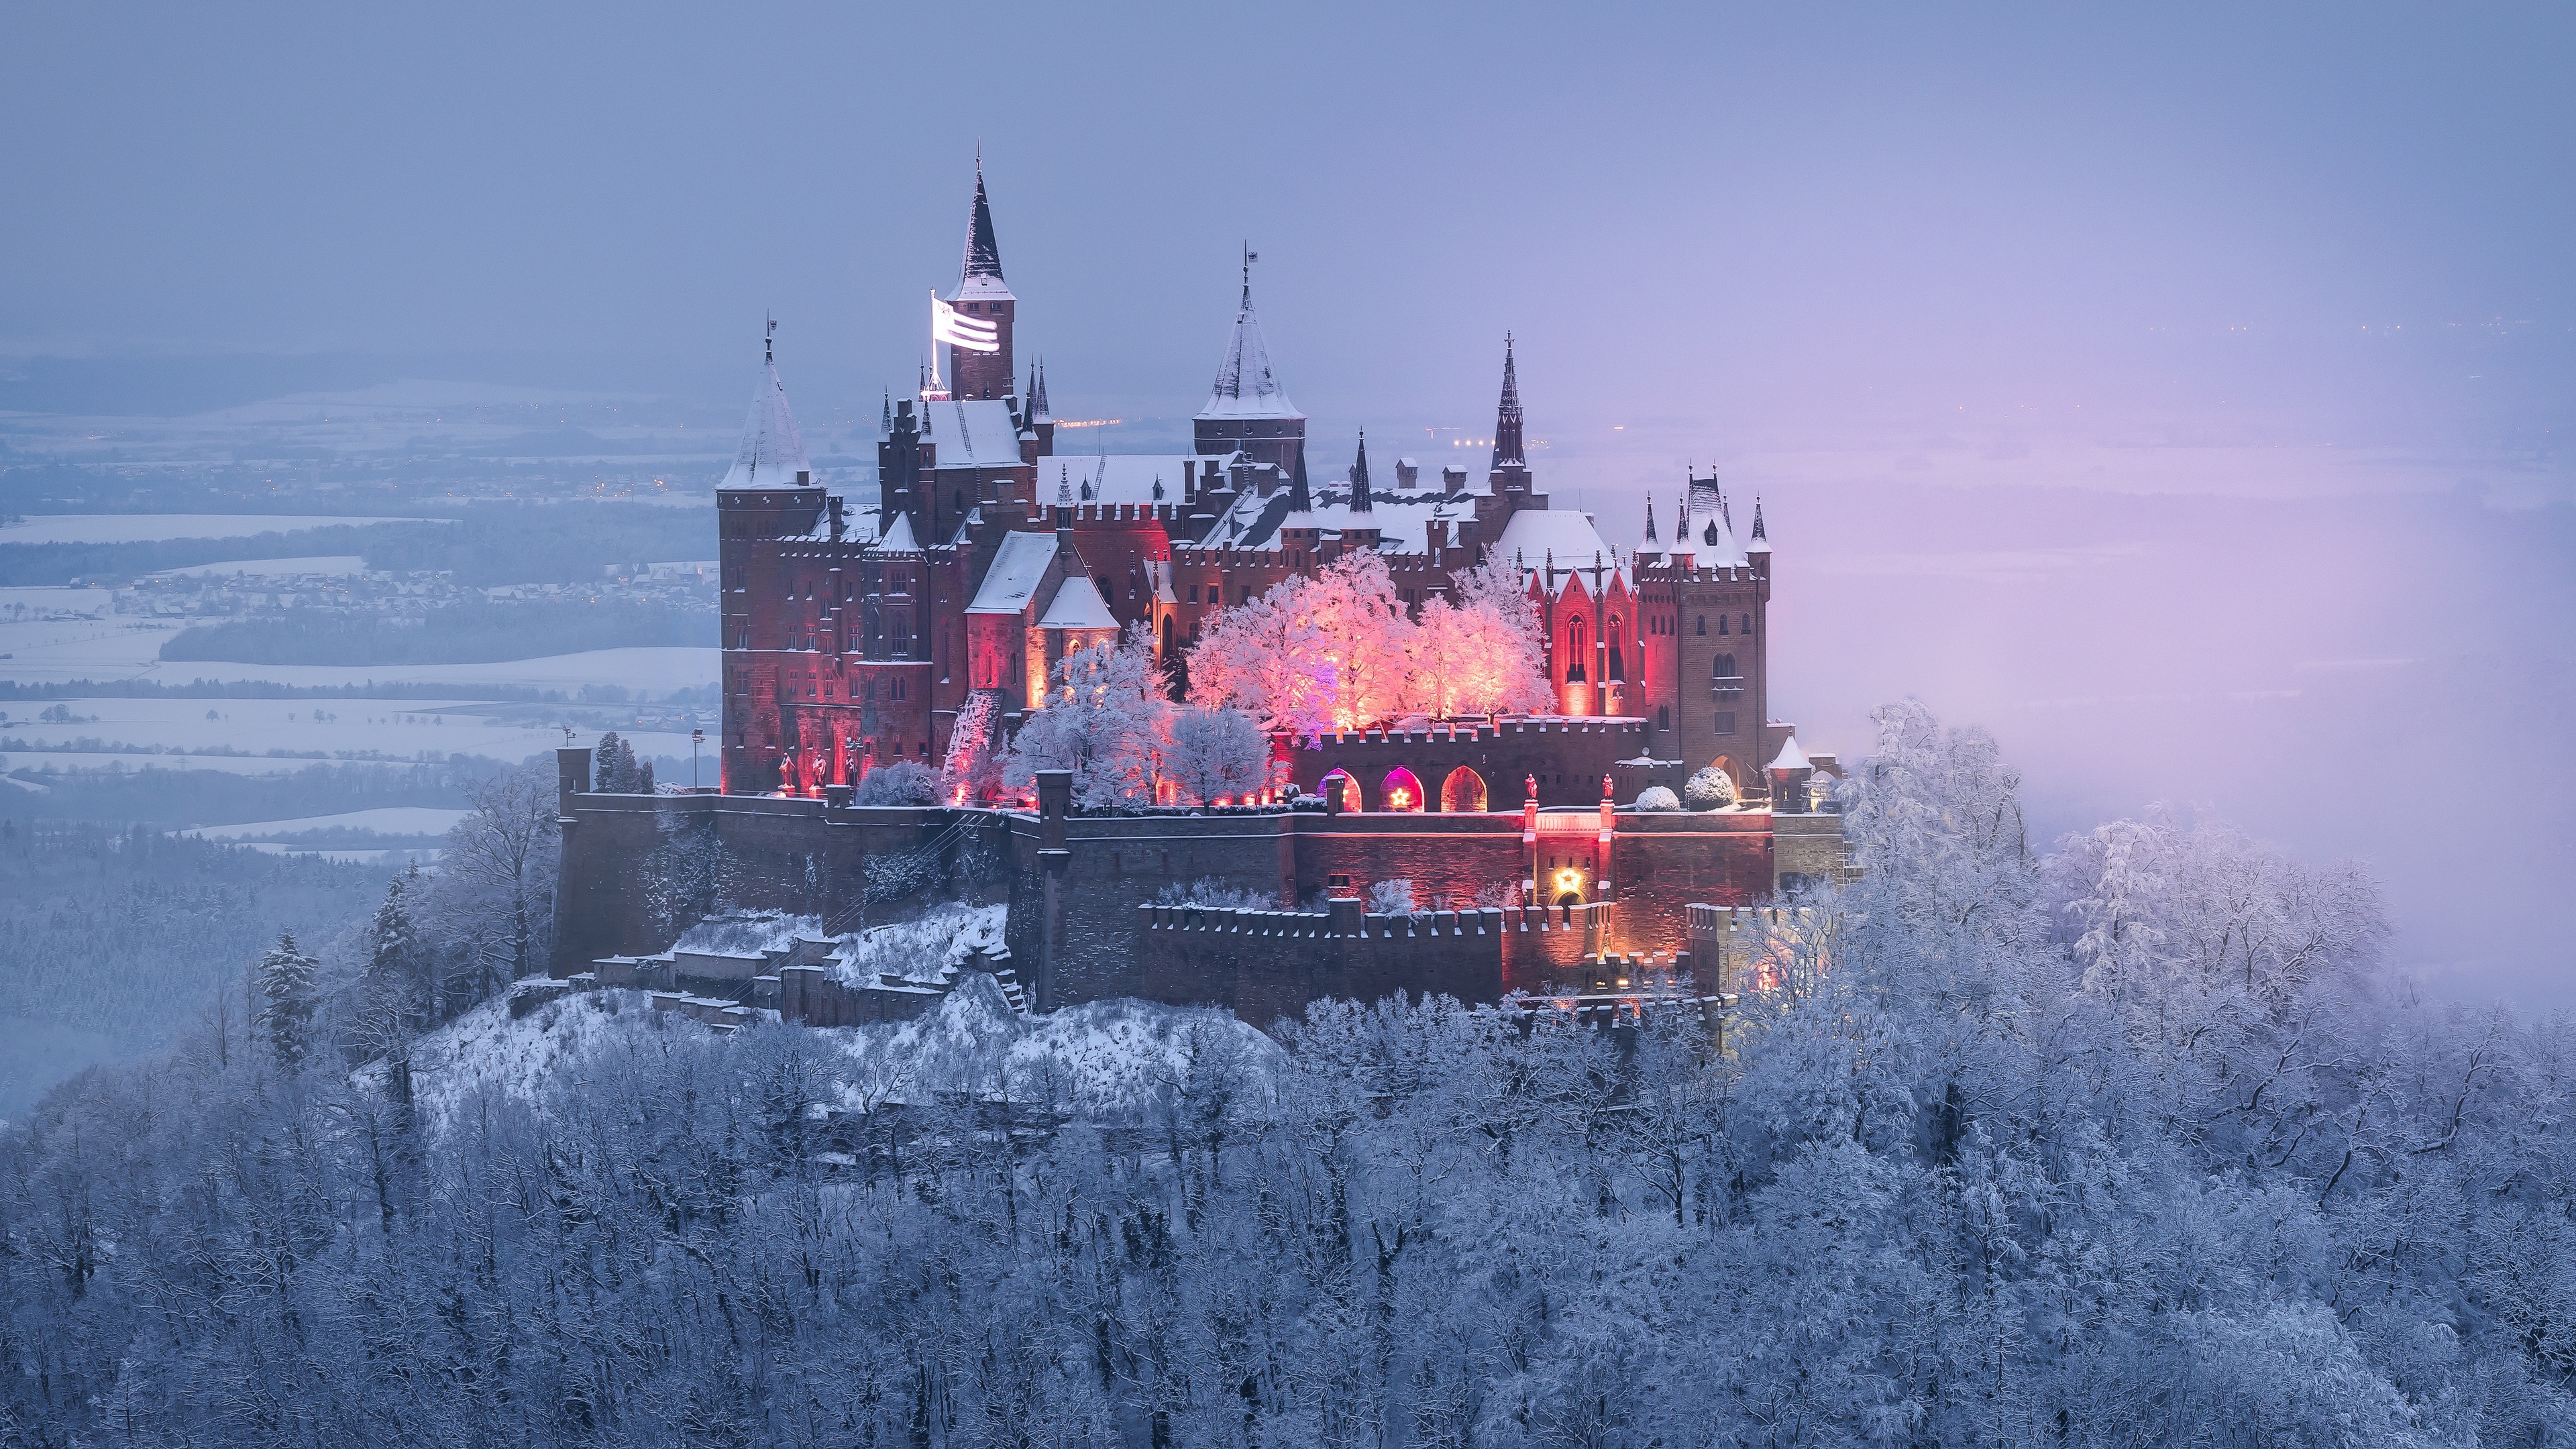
433,758 -> 561,998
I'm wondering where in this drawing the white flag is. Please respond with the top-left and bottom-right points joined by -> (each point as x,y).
932,294 -> 1000,354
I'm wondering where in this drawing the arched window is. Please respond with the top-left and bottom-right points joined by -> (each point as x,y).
1607,616 -> 1626,682
1719,613 -> 1729,635
1742,612 -> 1753,635
1440,766 -> 1488,813
1565,618 -> 1587,683
1695,615 -> 1706,636
1713,653 -> 1739,680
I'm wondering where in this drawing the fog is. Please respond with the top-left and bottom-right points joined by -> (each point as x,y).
3,3 -> 2569,1002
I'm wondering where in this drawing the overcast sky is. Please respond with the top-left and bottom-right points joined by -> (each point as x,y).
5,3 -> 2569,447
6,3 -> 2572,1001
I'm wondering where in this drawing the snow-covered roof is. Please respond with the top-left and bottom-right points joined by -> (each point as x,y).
1493,508 -> 1622,582
1197,299 -> 1301,421
922,399 -> 1026,471
1769,735 -> 1811,771
717,362 -> 813,490
1036,573 -> 1117,629
967,530 -> 1059,615
1215,480 -> 1473,553
1689,511 -> 1748,568
948,272 -> 1014,303
876,512 -> 920,551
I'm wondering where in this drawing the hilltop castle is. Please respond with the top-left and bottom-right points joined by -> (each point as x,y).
718,164 -> 1792,809
554,164 -> 1845,1023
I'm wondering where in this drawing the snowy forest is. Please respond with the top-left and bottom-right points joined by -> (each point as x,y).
3,700 -> 2566,1447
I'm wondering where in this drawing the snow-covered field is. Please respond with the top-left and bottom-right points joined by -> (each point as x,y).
97,645 -> 721,695
0,614 -> 182,682
1,696 -> 702,777
0,514 -> 444,545
182,805 -> 471,839
146,555 -> 370,578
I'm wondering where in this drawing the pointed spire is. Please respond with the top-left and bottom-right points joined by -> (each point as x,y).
1199,250 -> 1301,421
1029,360 -> 1051,421
1748,496 -> 1770,553
720,323 -> 812,490
1491,333 -> 1526,470
1348,429 -> 1373,512
880,389 -> 892,433
1287,447 -> 1313,513
963,160 -> 1003,280
1644,495 -> 1659,543
1057,464 -> 1072,505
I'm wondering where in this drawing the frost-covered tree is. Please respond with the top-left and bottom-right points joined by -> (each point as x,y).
1163,702 -> 1271,805
1191,551 -> 1548,733
255,928 -> 320,1067
430,759 -> 559,997
851,759 -> 937,805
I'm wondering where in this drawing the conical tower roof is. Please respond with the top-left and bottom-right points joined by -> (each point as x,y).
1198,256 -> 1301,421
949,160 -> 1014,302
1491,334 -> 1526,469
718,329 -> 812,490
1348,429 -> 1373,511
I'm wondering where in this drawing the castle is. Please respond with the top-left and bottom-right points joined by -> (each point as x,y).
554,164 -> 1846,1022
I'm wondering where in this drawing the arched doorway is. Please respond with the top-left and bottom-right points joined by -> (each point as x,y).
1321,768 -> 1362,812
1381,767 -> 1426,812
1440,765 -> 1488,813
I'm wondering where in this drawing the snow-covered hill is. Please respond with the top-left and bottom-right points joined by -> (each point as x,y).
392,977 -> 1277,1136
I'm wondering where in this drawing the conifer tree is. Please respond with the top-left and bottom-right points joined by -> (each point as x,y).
256,929 -> 321,1069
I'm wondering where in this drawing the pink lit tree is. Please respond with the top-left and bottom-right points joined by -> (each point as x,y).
1191,551 -> 1550,731
1008,624 -> 1271,807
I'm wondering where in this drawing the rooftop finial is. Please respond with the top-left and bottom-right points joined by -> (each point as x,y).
765,313 -> 775,366
1241,241 -> 1256,307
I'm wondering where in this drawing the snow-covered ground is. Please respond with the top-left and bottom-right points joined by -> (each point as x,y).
0,694 -> 669,759
0,614 -> 183,682
146,555 -> 370,578
1,696 -> 702,782
0,514 -> 443,545
395,980 -> 1277,1137
108,645 -> 720,695
181,805 -> 471,839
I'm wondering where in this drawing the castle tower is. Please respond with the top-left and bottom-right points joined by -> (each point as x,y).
1193,248 -> 1306,474
716,323 -> 826,794
943,162 -> 1015,401
1489,334 -> 1532,496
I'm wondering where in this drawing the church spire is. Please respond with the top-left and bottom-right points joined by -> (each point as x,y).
1288,447 -> 1312,513
963,158 -> 1003,281
1348,429 -> 1373,511
1490,333 -> 1526,470
1029,360 -> 1051,421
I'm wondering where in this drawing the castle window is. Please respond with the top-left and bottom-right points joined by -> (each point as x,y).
1742,612 -> 1753,635
1719,614 -> 1729,635
890,677 -> 908,702
1189,584 -> 1201,603
1696,615 -> 1706,636
1658,705 -> 1670,731
1564,619 -> 1587,684
1714,653 -> 1739,680
1715,712 -> 1736,735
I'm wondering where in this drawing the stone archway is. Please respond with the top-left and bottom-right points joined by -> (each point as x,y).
1440,765 -> 1488,813
1321,768 -> 1362,812
1381,767 -> 1426,812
